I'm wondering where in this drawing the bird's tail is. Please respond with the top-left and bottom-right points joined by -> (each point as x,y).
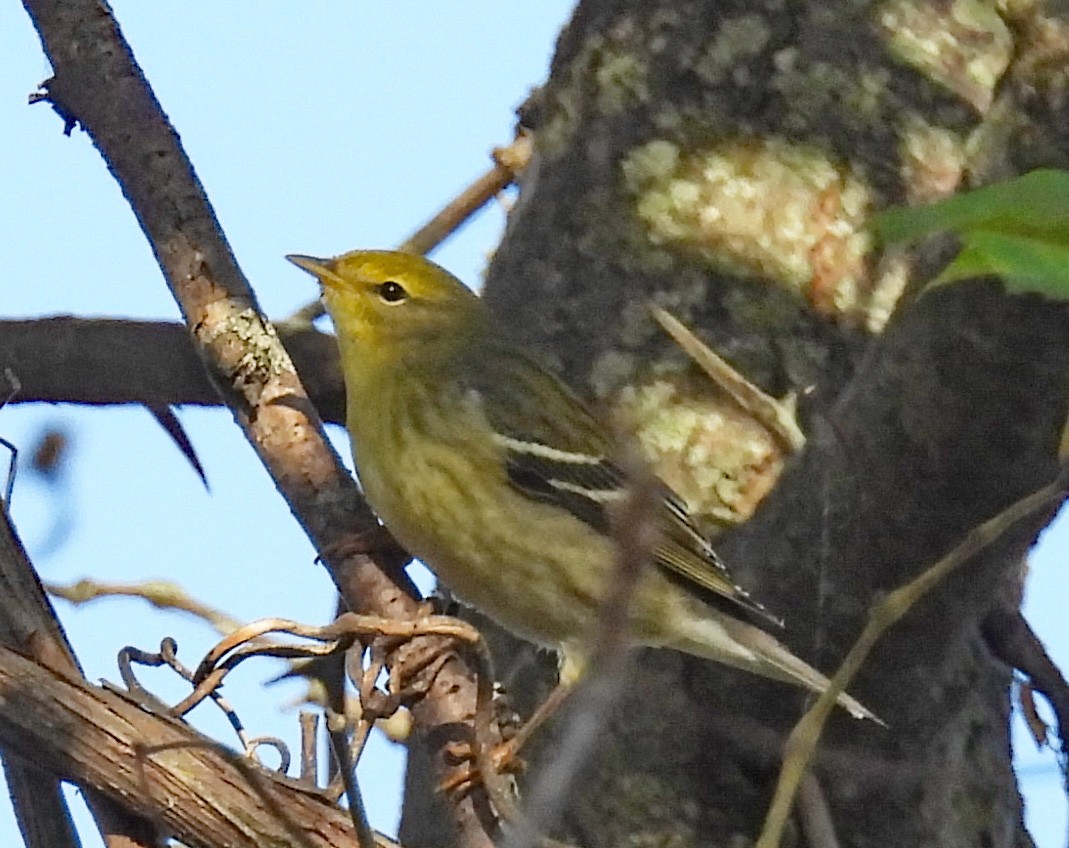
676,617 -> 883,724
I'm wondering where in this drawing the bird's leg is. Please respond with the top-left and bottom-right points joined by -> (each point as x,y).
440,678 -> 574,797
502,678 -> 573,758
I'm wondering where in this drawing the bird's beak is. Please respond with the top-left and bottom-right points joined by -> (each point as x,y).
284,253 -> 329,275
285,254 -> 340,289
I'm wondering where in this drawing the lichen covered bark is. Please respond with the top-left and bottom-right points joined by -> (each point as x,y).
405,1 -> 1069,845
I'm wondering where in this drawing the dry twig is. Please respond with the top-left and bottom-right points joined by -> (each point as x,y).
651,305 -> 806,453
48,577 -> 244,636
173,610 -> 521,830
288,132 -> 532,325
755,463 -> 1069,848
326,707 -> 377,848
502,445 -> 658,848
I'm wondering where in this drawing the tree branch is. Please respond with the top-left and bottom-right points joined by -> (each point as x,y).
0,454 -> 157,848
0,643 -> 368,848
20,0 -> 500,844
757,464 -> 1069,848
0,317 -> 346,425
982,604 -> 1069,760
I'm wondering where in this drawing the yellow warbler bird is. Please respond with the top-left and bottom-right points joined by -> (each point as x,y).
288,249 -> 876,721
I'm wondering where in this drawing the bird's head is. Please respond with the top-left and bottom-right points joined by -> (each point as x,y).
287,250 -> 485,354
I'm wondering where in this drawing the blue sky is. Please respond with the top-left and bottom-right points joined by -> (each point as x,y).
1,3 -> 1065,845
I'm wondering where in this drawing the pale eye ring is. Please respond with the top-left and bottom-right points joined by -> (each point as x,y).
377,281 -> 408,304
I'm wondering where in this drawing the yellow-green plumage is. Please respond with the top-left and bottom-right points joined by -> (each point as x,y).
288,249 -> 876,721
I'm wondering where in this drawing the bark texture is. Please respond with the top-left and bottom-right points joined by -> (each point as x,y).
400,1 -> 1069,846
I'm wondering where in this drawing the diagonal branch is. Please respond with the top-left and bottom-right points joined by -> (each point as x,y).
20,0 -> 501,844
755,463 -> 1069,848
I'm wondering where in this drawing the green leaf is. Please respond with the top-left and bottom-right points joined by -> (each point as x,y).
872,169 -> 1069,300
933,230 -> 1069,298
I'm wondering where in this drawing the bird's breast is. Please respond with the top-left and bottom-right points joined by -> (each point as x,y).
347,380 -> 615,648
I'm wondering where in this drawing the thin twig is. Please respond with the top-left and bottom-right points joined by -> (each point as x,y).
797,775 -> 841,848
503,445 -> 659,848
150,609 -> 512,845
324,720 -> 372,803
47,577 -> 244,636
0,368 -> 21,508
191,613 -> 481,681
117,638 -> 294,771
327,709 -> 377,848
168,606 -> 517,833
298,711 -> 319,784
288,132 -> 533,325
172,609 -> 520,820
755,464 -> 1069,848
400,133 -> 532,257
650,305 -> 806,453
453,621 -> 524,826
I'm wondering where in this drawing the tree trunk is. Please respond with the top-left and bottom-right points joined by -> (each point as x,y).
401,1 -> 1069,845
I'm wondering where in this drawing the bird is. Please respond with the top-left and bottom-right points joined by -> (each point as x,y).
287,248 -> 876,722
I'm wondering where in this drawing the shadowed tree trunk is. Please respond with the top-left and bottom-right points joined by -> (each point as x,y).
399,2 -> 1069,846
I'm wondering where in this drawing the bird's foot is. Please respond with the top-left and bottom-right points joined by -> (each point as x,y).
440,736 -> 526,798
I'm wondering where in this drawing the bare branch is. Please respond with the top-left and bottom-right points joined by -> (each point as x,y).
20,1 -> 503,843
1,763 -> 82,848
0,460 -> 156,847
0,644 -> 370,848
48,578 -> 244,636
288,132 -> 533,326
756,464 -> 1069,848
651,305 -> 806,453
0,317 -> 346,425
326,709 -> 377,848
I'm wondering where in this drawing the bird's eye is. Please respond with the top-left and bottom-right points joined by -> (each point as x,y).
376,281 -> 408,304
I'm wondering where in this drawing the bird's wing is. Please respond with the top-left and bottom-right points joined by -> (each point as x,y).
461,345 -> 778,627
